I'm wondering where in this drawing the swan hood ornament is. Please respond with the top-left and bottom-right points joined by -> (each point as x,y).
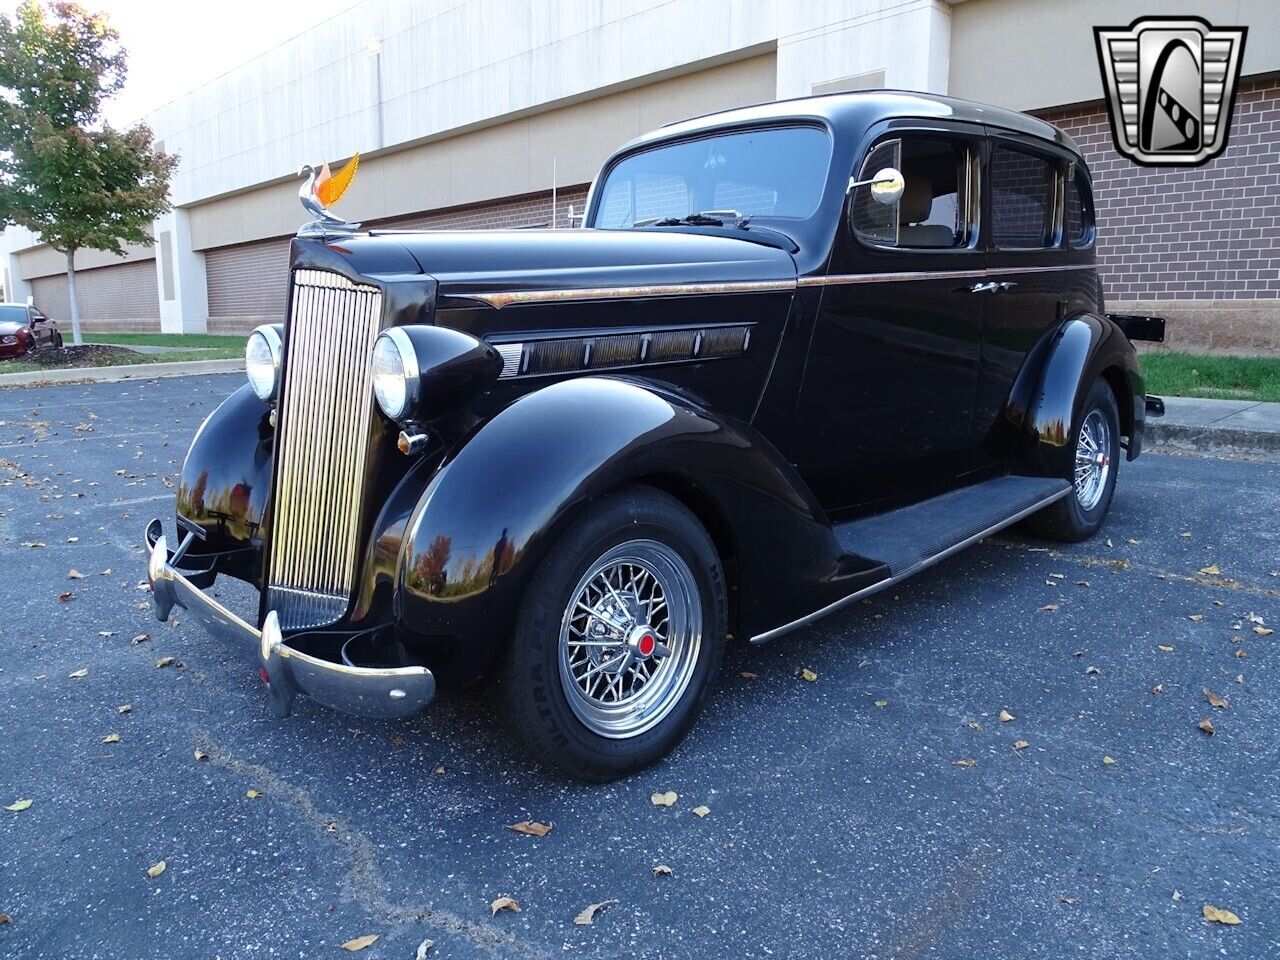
297,153 -> 362,236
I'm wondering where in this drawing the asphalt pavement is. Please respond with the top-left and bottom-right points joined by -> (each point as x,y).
1,373 -> 1277,960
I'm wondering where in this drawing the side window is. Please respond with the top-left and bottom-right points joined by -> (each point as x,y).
991,146 -> 1056,249
851,136 -> 972,249
1063,166 -> 1094,247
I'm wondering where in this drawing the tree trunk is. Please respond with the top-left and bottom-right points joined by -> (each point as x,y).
65,248 -> 83,347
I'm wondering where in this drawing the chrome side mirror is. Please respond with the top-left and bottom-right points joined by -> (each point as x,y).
848,167 -> 905,206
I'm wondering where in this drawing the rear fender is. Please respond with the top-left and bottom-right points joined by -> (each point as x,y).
395,376 -> 878,682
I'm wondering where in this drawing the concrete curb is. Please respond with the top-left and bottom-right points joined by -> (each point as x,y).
0,358 -> 244,388
1146,421 -> 1280,458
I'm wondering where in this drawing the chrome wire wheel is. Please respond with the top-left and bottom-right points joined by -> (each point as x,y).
1074,409 -> 1112,510
558,539 -> 702,739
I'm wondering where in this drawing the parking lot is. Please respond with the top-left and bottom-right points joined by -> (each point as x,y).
1,372 -> 1277,959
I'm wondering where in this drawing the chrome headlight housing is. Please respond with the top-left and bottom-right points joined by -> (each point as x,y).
245,325 -> 283,401
371,327 -> 420,421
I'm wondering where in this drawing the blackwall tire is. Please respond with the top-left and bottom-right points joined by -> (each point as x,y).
491,485 -> 727,781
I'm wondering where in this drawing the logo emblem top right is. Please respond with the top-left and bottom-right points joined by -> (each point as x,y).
1094,16 -> 1248,166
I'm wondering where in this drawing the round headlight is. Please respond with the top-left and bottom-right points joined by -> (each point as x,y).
372,328 -> 419,421
245,326 -> 282,401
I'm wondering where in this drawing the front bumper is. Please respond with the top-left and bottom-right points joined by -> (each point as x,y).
145,520 -> 435,719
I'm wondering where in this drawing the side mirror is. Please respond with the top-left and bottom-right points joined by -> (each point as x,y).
857,167 -> 905,206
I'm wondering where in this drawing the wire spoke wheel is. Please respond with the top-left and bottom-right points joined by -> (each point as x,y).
558,539 -> 702,739
1074,409 -> 1111,510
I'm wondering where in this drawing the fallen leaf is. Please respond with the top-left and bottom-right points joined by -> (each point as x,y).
1059,894 -> 1080,905
1075,580 -> 1091,587
650,791 -> 678,807
193,749 -> 208,762
246,789 -> 261,799
951,758 -> 976,768
966,720 -> 983,732
0,913 -> 9,923
68,667 -> 88,678
739,671 -> 759,680
873,699 -> 888,708
490,896 -> 520,916
1013,740 -> 1030,750
1202,904 -> 1241,925
1048,572 -> 1065,579
155,656 -> 174,668
21,541 -> 44,548
1102,756 -> 1116,765
433,764 -> 445,775
1235,648 -> 1247,659
1188,614 -> 1205,623
1127,538 -> 1141,545
415,938 -> 435,959
1173,890 -> 1183,901
67,569 -> 84,580
340,934 -> 380,951
1107,559 -> 1131,570
573,899 -> 618,926
1254,626 -> 1273,637
1199,565 -> 1221,575
5,799 -> 33,812
1235,674 -> 1244,684
652,864 -> 672,877
58,592 -> 74,602
1157,645 -> 1174,653
795,667 -> 818,682
130,634 -> 149,645
691,805 -> 711,818
999,709 -> 1016,723
147,860 -> 165,878
1039,604 -> 1059,612
507,821 -> 552,837
1198,717 -> 1216,736
118,704 -> 132,714
1179,531 -> 1192,538
1204,687 -> 1229,709
102,733 -> 120,744
1086,665 -> 1100,675
1151,684 -> 1164,695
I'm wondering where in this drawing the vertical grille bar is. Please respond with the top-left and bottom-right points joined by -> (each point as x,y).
267,269 -> 384,630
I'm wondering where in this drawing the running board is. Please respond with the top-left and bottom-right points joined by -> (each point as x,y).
750,476 -> 1070,644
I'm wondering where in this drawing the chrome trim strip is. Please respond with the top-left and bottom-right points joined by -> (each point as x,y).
462,279 -> 797,309
749,483 -> 1070,645
797,263 -> 1094,288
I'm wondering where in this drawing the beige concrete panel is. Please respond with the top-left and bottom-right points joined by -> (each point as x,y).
15,241 -> 155,281
527,90 -> 641,190
950,0 -> 1280,113
448,121 -> 534,209
638,53 -> 777,131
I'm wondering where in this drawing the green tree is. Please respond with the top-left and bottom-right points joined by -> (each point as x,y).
0,1 -> 176,345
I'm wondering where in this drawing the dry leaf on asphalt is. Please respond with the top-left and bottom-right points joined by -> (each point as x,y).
1102,756 -> 1116,765
415,938 -> 435,959
58,592 -> 74,602
193,750 -> 208,762
1198,717 -> 1216,736
795,667 -> 818,681
102,733 -> 120,744
1202,904 -> 1241,925
246,789 -> 261,799
1013,740 -> 1030,751
0,914 -> 10,923
1199,565 -> 1221,575
1254,626 -> 1273,636
573,899 -> 618,926
951,759 -> 976,768
5,799 -> 33,812
691,805 -> 710,818
999,709 -> 1015,722
155,656 -> 174,668
1039,604 -> 1059,612
147,860 -> 165,878
507,821 -> 552,837
130,634 -> 149,645
1086,666 -> 1101,675
1157,645 -> 1175,653
68,667 -> 88,678
1188,614 -> 1205,623
340,934 -> 380,951
739,671 -> 759,680
652,864 -> 673,877
873,699 -> 888,708
1151,684 -> 1164,695
490,896 -> 520,916
117,704 -> 132,714
651,791 -> 678,807
1204,688 -> 1229,709
67,569 -> 84,580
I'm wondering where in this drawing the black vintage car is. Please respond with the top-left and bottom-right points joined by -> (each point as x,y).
146,91 -> 1165,780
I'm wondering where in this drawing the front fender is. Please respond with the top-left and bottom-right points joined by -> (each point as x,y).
1014,314 -> 1144,476
395,376 -> 871,681
175,384 -> 273,583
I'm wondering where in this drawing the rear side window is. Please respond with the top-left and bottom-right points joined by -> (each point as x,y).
990,146 -> 1055,249
850,136 -> 974,249
1063,166 -> 1094,247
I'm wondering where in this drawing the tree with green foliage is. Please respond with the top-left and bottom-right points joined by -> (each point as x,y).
0,1 -> 176,345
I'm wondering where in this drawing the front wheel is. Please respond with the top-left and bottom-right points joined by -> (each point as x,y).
492,485 -> 727,781
1027,376 -> 1121,542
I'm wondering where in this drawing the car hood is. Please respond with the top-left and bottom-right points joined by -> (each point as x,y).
0,321 -> 25,335
366,228 -> 797,303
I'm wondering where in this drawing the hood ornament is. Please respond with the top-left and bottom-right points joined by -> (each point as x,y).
298,153 -> 361,236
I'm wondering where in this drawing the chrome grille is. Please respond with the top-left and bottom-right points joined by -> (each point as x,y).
267,269 -> 383,630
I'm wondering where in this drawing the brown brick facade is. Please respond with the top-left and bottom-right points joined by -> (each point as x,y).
1037,75 -> 1280,354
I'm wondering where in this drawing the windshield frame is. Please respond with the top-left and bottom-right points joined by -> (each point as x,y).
585,120 -> 836,235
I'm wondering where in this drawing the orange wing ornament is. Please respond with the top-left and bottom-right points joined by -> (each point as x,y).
298,153 -> 362,233
316,153 -> 360,208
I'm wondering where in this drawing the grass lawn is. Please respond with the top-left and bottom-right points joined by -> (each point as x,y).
81,332 -> 244,349
1141,351 -> 1280,403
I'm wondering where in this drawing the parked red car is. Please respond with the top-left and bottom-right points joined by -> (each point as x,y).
0,302 -> 62,358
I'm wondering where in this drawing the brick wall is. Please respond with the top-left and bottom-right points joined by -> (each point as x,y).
1038,75 -> 1280,354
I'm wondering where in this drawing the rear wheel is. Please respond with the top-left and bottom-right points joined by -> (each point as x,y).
1027,377 -> 1120,542
492,485 -> 727,781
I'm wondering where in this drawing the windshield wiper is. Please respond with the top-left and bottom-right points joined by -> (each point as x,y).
649,213 -> 725,227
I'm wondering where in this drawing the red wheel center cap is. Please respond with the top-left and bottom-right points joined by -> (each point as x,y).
637,632 -> 656,657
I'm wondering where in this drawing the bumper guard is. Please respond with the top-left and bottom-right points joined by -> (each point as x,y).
145,520 -> 435,719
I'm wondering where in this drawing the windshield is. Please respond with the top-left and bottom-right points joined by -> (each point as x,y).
0,306 -> 28,324
591,126 -> 832,229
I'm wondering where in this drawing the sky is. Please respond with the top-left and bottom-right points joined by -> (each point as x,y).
1,0 -> 359,128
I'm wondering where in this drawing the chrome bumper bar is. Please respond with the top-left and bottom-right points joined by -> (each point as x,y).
145,520 -> 435,719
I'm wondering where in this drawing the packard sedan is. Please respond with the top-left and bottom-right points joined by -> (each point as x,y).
146,91 -> 1164,780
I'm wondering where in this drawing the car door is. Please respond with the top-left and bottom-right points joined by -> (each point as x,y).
970,134 -> 1072,461
794,122 -> 986,512
29,309 -> 50,347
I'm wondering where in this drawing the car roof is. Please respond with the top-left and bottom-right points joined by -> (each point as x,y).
621,88 -> 1081,159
